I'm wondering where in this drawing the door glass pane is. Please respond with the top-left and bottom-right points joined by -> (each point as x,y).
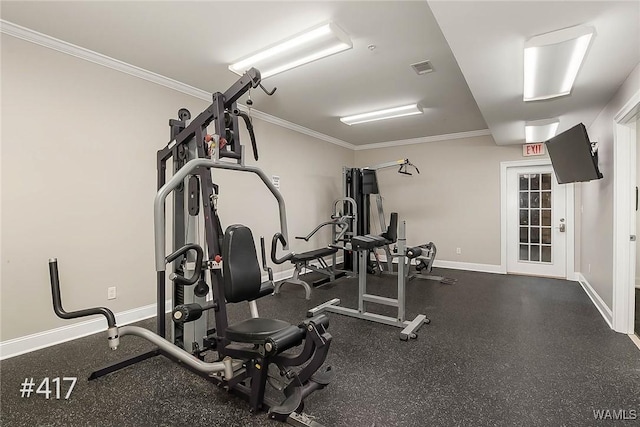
530,245 -> 540,261
531,210 -> 540,226
530,192 -> 540,208
530,174 -> 540,190
530,227 -> 540,243
516,172 -> 553,265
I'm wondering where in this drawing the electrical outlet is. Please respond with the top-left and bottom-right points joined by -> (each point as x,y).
588,264 -> 591,273
107,287 -> 117,300
456,247 -> 461,255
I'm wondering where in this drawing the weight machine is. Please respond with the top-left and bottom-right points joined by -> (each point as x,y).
341,159 -> 455,284
307,216 -> 430,341
48,68 -> 333,425
341,159 -> 419,273
306,159 -> 458,339
272,160 -> 421,300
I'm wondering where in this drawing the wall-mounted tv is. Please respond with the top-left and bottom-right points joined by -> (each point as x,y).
545,123 -> 603,184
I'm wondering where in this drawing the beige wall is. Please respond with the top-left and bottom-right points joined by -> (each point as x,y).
0,35 -> 352,341
354,136 -> 523,265
215,118 -> 353,259
579,63 -> 640,309
5,25 -> 633,345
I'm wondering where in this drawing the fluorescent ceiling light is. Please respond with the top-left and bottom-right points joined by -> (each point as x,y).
229,22 -> 352,78
340,104 -> 424,125
523,25 -> 595,101
525,118 -> 560,143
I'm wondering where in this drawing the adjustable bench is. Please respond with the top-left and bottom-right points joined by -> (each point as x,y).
273,247 -> 338,299
273,218 -> 349,299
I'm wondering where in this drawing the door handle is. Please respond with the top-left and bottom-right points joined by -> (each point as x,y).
557,218 -> 566,233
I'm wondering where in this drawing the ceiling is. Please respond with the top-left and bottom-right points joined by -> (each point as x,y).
1,1 -> 638,147
429,0 -> 640,146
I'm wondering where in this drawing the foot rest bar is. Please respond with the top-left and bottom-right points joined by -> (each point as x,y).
306,298 -> 340,317
362,294 -> 399,307
308,300 -> 428,341
399,314 -> 428,341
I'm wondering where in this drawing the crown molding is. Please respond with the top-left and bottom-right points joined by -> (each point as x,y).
0,19 -> 355,150
353,129 -> 493,151
0,19 -> 212,101
1,20 -> 491,152
245,108 -> 354,149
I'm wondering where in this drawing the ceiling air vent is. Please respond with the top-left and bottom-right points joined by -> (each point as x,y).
411,60 -> 434,75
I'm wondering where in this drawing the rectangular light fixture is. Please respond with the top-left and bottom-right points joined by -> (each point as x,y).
523,25 -> 595,101
229,22 -> 352,78
340,104 -> 423,126
525,118 -> 560,143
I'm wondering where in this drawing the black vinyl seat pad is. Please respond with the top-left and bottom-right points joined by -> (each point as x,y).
290,247 -> 338,263
225,318 -> 293,343
351,235 -> 390,251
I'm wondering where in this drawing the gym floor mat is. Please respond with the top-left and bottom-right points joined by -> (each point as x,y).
2,269 -> 638,426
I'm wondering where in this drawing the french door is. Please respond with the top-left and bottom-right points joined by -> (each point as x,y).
506,165 -> 567,277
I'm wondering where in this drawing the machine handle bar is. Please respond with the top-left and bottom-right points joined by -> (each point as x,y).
271,233 -> 293,265
165,243 -> 204,286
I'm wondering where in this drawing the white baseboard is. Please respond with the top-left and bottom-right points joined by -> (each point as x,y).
1,255 -> 343,360
0,300 -> 173,361
629,334 -> 640,351
375,252 -> 504,274
567,272 -> 580,281
268,266 -> 296,283
432,260 -> 504,274
577,273 -> 613,329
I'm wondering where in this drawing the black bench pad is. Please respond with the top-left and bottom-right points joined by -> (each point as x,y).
226,318 -> 293,344
352,235 -> 390,251
290,247 -> 338,263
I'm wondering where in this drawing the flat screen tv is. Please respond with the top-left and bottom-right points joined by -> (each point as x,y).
545,123 -> 603,184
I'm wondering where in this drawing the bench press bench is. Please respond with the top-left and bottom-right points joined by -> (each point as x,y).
273,246 -> 339,299
272,218 -> 349,299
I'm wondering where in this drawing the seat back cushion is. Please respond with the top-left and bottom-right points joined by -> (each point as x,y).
223,224 -> 262,303
382,212 -> 398,243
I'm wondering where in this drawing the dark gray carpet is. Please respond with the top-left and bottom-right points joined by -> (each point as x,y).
1,269 -> 639,426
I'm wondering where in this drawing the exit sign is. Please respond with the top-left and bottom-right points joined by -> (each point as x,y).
523,143 -> 546,157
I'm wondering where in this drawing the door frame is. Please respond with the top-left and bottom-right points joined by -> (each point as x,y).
500,159 -> 575,279
612,89 -> 639,335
